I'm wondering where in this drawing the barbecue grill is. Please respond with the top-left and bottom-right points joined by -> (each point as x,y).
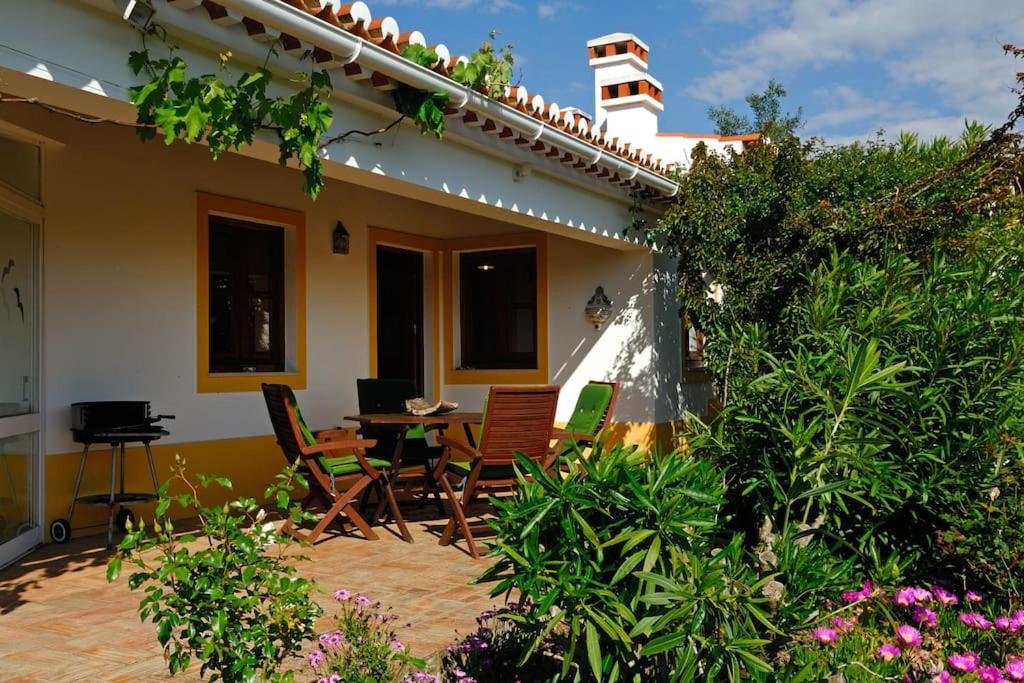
51,401 -> 174,548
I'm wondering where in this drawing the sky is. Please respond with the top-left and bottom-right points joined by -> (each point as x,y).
371,0 -> 1024,143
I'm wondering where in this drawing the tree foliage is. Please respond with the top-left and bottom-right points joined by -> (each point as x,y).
707,79 -> 804,139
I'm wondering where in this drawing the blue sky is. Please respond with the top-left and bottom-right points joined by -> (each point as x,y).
373,0 -> 1024,143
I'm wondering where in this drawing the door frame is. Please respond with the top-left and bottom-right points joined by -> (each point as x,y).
0,122 -> 46,564
367,227 -> 441,401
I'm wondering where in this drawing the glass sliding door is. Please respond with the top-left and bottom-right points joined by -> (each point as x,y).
0,130 -> 43,567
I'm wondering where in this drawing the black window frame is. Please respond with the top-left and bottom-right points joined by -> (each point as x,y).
459,247 -> 538,370
208,215 -> 286,374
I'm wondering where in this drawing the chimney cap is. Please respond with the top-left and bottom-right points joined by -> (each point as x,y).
586,33 -> 649,52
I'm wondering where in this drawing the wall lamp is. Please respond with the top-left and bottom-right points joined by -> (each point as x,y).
113,0 -> 156,30
585,286 -> 612,329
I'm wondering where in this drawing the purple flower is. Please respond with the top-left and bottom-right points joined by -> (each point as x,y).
960,612 -> 993,630
966,591 -> 983,603
1010,611 -> 1024,632
996,615 -> 1014,631
355,595 -> 371,607
929,672 -> 951,683
841,580 -> 874,603
813,627 -> 839,644
912,587 -> 933,603
1006,657 -> 1024,682
913,607 -> 938,628
318,630 -> 343,650
877,643 -> 902,662
332,589 -> 351,602
318,677 -> 341,683
831,616 -> 857,633
978,666 -> 1004,683
949,652 -> 981,674
308,649 -> 325,670
390,639 -> 405,652
896,624 -> 922,648
933,586 -> 960,607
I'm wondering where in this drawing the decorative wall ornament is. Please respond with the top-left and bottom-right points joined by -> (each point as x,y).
332,221 -> 350,255
585,286 -> 613,329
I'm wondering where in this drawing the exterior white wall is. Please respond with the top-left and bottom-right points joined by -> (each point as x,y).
649,136 -> 748,171
0,103 -> 700,460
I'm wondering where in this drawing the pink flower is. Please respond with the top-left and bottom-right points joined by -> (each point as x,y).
949,652 -> 981,674
960,612 -> 993,630
355,595 -> 371,607
913,587 -> 933,603
997,616 -> 1014,631
876,643 -> 902,662
832,616 -> 857,634
913,607 -> 938,628
308,649 -> 325,670
842,580 -> 874,603
1010,611 -> 1024,631
967,591 -> 983,603
318,630 -> 343,650
333,589 -> 351,602
894,588 -> 918,607
896,624 -> 922,648
390,639 -> 405,652
1006,658 -> 1024,682
929,672 -> 951,683
813,627 -> 839,644
318,676 -> 341,683
933,586 -> 960,607
978,666 -> 1005,683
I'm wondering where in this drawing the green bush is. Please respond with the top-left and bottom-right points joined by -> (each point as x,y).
704,250 -> 1024,586
107,458 -> 321,682
478,443 -> 775,681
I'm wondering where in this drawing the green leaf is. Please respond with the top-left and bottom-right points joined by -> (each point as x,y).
106,556 -> 122,583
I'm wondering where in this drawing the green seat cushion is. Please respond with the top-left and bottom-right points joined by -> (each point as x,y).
407,424 -> 427,440
446,459 -> 520,480
321,454 -> 391,476
564,383 -> 613,438
292,403 -> 317,447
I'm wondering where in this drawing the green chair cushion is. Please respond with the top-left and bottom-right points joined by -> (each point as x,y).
407,424 -> 427,440
446,459 -> 520,480
321,454 -> 392,477
564,383 -> 614,438
292,403 -> 317,447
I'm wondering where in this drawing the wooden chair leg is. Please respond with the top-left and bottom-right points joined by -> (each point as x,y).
383,480 -> 413,543
437,474 -> 480,558
306,478 -> 379,543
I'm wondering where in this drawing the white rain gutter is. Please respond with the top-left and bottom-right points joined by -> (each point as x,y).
215,0 -> 678,197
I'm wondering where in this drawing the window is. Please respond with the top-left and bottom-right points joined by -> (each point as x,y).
459,247 -> 537,370
208,216 -> 285,373
682,314 -> 709,383
196,193 -> 306,393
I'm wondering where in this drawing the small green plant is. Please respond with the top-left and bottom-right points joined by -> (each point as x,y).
305,590 -> 431,683
107,457 -> 321,682
479,443 -> 774,681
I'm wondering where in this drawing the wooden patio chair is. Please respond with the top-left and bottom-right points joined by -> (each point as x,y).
553,380 -> 619,465
261,383 -> 411,544
433,385 -> 561,558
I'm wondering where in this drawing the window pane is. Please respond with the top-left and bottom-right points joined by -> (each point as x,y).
0,211 -> 37,417
209,217 -> 285,373
0,431 -> 36,545
460,248 -> 537,369
0,136 -> 41,200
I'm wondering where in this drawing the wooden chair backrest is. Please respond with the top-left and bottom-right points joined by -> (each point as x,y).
478,385 -> 560,465
262,383 -> 305,463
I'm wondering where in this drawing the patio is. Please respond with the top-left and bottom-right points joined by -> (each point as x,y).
0,504 -> 498,681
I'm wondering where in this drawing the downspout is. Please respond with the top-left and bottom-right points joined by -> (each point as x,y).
211,0 -> 678,196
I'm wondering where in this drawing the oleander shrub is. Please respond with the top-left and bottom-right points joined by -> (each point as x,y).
478,443 -> 776,681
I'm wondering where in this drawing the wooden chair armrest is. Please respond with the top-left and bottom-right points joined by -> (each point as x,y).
314,428 -> 351,442
300,438 -> 383,478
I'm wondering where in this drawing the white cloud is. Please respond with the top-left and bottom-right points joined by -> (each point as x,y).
687,0 -> 1024,107
538,3 -> 557,18
375,0 -> 521,11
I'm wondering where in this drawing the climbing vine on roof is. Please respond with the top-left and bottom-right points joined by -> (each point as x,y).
126,25 -> 514,199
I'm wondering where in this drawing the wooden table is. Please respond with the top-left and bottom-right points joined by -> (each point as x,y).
343,412 -> 483,515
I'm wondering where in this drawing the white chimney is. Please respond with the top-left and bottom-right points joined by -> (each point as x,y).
588,33 -> 663,147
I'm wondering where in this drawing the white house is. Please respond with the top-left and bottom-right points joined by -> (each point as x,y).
0,0 -> 749,565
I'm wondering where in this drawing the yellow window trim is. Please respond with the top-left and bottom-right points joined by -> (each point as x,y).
444,232 -> 548,385
196,192 -> 307,394
367,227 -> 443,400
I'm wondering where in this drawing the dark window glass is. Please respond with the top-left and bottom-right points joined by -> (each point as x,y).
459,248 -> 537,370
209,216 -> 285,373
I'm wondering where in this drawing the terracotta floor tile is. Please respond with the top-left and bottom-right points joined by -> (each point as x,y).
0,510 -> 501,680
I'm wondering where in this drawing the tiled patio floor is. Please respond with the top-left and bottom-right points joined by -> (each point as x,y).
0,504 -> 500,681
